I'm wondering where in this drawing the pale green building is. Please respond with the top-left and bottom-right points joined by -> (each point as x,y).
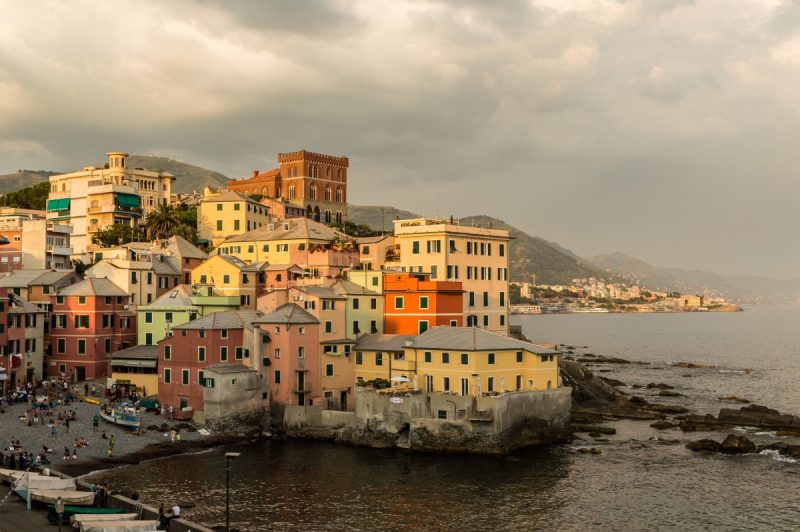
331,279 -> 384,339
137,284 -> 240,345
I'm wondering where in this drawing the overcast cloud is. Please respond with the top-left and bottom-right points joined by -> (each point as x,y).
0,0 -> 798,277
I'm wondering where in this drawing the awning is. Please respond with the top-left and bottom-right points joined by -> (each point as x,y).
46,198 -> 70,211
115,193 -> 141,208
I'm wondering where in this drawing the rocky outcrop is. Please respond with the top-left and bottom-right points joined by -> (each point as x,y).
686,439 -> 721,453
681,404 -> 800,432
719,434 -> 757,454
650,420 -> 679,430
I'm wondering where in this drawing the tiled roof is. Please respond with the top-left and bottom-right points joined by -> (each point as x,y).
255,303 -> 319,325
408,326 -> 558,354
356,235 -> 391,244
201,190 -> 254,203
331,280 -> 379,296
222,217 -> 350,243
173,310 -> 263,331
0,270 -> 52,288
143,285 -> 195,308
29,271 -> 76,286
110,345 -> 158,360
158,235 -> 208,259
297,285 -> 345,299
58,277 -> 128,297
204,363 -> 256,374
354,334 -> 416,352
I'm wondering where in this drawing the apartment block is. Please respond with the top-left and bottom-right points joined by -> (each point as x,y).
197,187 -> 272,247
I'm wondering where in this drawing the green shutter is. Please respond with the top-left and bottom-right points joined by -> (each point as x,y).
46,198 -> 70,211
115,193 -> 141,208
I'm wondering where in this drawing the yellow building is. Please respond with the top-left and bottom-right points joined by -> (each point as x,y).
197,187 -> 272,247
216,217 -> 359,278
190,254 -> 268,308
109,345 -> 159,397
391,218 -> 510,334
47,151 -> 173,258
354,326 -> 559,395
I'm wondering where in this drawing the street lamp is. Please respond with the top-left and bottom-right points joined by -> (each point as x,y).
55,496 -> 64,532
225,452 -> 241,532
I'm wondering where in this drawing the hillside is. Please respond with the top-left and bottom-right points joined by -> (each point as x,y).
0,170 -> 60,194
348,207 -> 602,284
126,155 -> 229,194
589,252 -> 800,303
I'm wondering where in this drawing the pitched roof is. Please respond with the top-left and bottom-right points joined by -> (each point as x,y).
222,217 -> 350,243
155,235 -> 208,260
201,190 -> 254,203
29,271 -> 76,286
330,280 -> 380,296
91,258 -> 179,275
356,235 -> 391,244
143,285 -> 196,309
408,326 -> 558,354
9,296 -> 45,314
255,303 -> 319,325
0,270 -> 53,288
110,345 -> 158,360
354,334 -> 415,352
204,363 -> 257,374
173,310 -> 263,331
58,277 -> 128,297
296,285 -> 345,299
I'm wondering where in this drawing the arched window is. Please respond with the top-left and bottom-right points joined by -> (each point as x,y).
309,185 -> 317,200
325,210 -> 332,223
288,185 -> 296,199
335,188 -> 343,203
326,168 -> 331,179
262,187 -> 267,195
325,186 -> 332,202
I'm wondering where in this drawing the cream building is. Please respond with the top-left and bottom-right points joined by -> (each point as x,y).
46,151 -> 173,258
197,187 -> 273,247
391,218 -> 510,335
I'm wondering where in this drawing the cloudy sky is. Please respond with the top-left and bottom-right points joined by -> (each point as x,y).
1,0 -> 798,277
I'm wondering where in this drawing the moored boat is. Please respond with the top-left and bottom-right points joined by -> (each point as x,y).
15,487 -> 95,505
0,468 -> 76,490
47,504 -> 126,525
80,520 -> 159,532
71,513 -> 139,526
98,404 -> 141,429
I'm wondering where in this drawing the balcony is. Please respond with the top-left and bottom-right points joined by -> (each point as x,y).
46,245 -> 73,256
87,205 -> 142,215
293,385 -> 311,394
87,182 -> 136,195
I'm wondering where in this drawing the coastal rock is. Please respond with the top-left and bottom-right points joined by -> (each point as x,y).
650,420 -> 679,430
571,424 -> 617,435
599,377 -> 626,387
718,396 -> 750,404
686,439 -> 721,453
673,362 -> 715,369
649,405 -> 689,415
658,390 -> 686,398
629,396 -> 647,405
646,383 -> 674,390
719,435 -> 756,454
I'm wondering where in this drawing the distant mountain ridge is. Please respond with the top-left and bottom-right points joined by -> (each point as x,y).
0,170 -> 60,194
588,252 -> 800,303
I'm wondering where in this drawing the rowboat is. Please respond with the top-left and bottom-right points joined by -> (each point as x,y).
84,397 -> 101,405
15,487 -> 95,505
98,404 -> 141,429
0,470 -> 76,490
47,504 -> 126,525
80,520 -> 159,532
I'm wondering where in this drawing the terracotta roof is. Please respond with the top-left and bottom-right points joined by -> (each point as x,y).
173,310 -> 263,331
57,277 -> 128,297
408,326 -> 558,354
255,303 -> 319,325
221,217 -> 350,244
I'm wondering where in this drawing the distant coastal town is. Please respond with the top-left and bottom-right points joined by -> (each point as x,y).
510,277 -> 742,314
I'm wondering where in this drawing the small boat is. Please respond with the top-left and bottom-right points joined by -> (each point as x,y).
80,520 -> 159,532
71,513 -> 139,526
99,404 -> 141,429
47,504 -> 126,525
0,470 -> 76,490
15,487 -> 95,505
84,397 -> 101,405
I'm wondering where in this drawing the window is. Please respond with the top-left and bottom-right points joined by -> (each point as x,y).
274,348 -> 280,359
483,292 -> 489,307
516,351 -> 523,363
200,275 -> 207,284
199,370 -> 205,386
412,241 -> 420,254
57,338 -> 66,354
356,352 -> 363,364
262,244 -> 269,252
322,300 -> 335,311
216,203 -> 223,211
500,292 -> 505,307
223,274 -> 230,284
469,292 -> 475,307
500,315 -> 505,326
418,321 -> 428,334
235,347 -> 244,359
220,346 -> 228,361
326,363 -> 334,377
299,327 -> 305,335
323,321 -> 332,333
298,346 -> 305,358
488,377 -> 494,392
424,351 -> 432,363
220,329 -> 228,339
371,277 -> 378,286
199,329 -> 206,339
353,298 -> 359,310
443,377 -> 450,392
449,239 -> 456,253
370,298 -> 377,310
395,296 -> 404,309
77,339 -> 86,355
361,245 -> 370,254
234,203 -> 241,211
488,353 -> 495,365
198,346 -> 206,362
442,352 -> 450,364
75,315 -> 89,328
182,369 -> 190,385
500,244 -> 505,257
483,315 -> 489,327
104,338 -> 111,353
461,353 -> 468,365
145,333 -> 153,345
419,296 -> 429,309
164,368 -> 171,384
147,272 -> 152,285
450,320 -> 457,327
78,296 -> 86,304
375,352 -> 383,366
216,220 -> 223,231
430,265 -> 437,279
274,370 -> 281,384
131,272 -> 137,284
145,312 -> 153,324
164,345 -> 172,360
234,220 -> 240,231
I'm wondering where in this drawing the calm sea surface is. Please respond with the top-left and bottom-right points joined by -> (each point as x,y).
90,305 -> 800,531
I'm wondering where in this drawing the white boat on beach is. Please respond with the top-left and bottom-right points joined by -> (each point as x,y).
99,404 -> 141,429
79,520 -> 159,532
71,514 -> 139,526
14,487 -> 95,505
0,468 -> 76,489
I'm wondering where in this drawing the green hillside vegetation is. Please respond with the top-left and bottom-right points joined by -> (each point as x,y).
0,181 -> 51,210
0,170 -> 59,194
347,204 -> 420,233
126,155 -> 229,194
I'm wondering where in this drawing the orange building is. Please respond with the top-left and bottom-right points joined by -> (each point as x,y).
383,272 -> 463,335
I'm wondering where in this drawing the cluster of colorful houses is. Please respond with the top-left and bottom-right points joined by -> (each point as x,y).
0,149 -> 562,431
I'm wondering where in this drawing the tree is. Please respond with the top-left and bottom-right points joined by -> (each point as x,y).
174,204 -> 197,227
331,221 -> 383,237
1,182 -> 50,210
91,224 -> 135,247
170,223 -> 197,243
144,203 -> 181,240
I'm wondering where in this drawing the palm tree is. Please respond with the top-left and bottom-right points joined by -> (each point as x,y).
144,203 -> 181,240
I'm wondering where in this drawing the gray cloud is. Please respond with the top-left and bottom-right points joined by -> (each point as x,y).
0,0 -> 798,277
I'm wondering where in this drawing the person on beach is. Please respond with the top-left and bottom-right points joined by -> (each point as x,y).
71,449 -> 77,461
65,417 -> 70,433
169,429 -> 176,443
48,419 -> 56,436
62,447 -> 69,461
110,434 -> 115,450
93,414 -> 99,432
